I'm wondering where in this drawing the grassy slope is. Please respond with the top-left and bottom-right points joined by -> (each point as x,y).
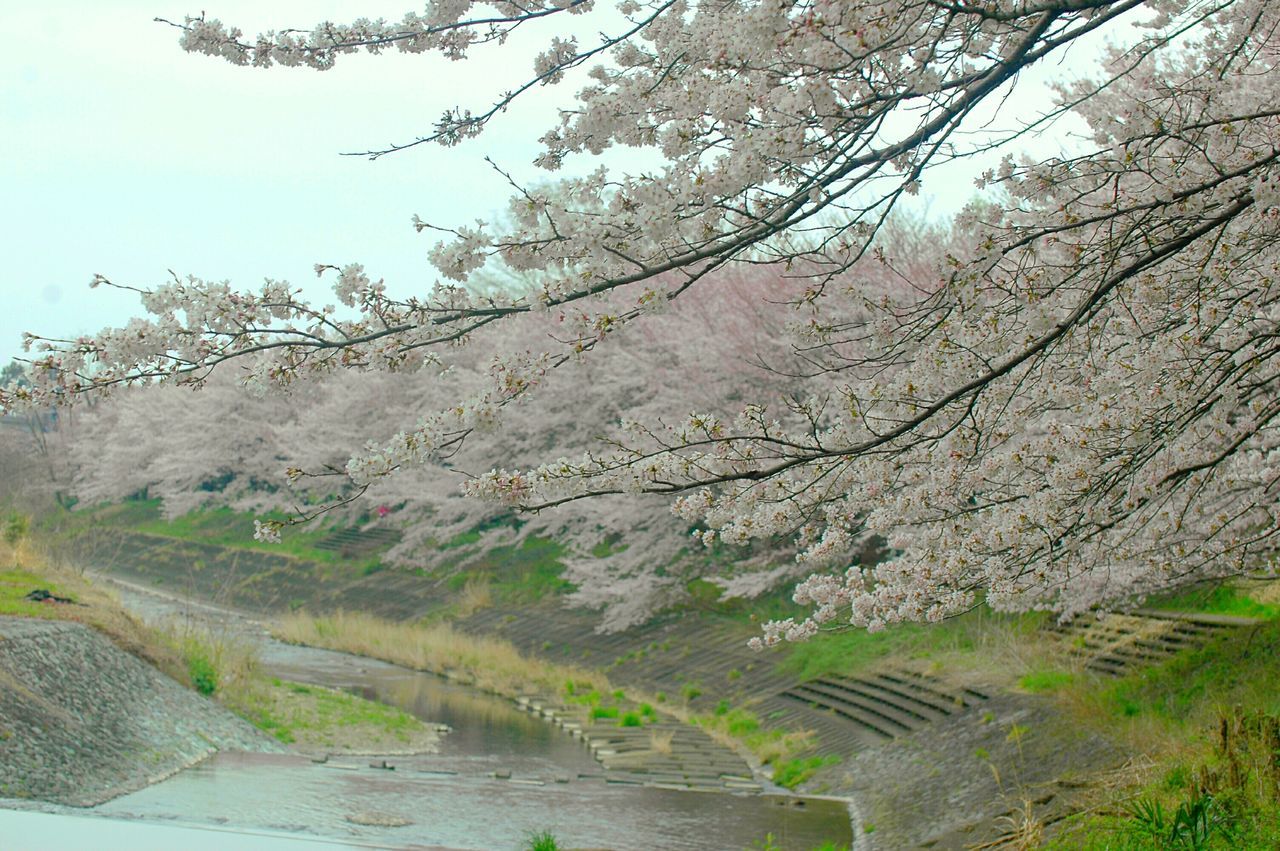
0,540 -> 187,674
1037,613 -> 1280,849
44,498 -> 378,568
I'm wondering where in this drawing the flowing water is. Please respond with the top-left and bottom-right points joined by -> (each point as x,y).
1,582 -> 854,850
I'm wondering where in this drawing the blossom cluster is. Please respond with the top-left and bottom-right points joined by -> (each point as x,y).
12,0 -> 1280,643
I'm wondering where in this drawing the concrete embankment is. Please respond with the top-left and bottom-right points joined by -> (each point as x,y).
0,616 -> 281,806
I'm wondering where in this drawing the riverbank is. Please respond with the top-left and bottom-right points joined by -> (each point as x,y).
0,615 -> 280,805
29,495 -> 1280,848
0,542 -> 444,805
73,578 -> 859,850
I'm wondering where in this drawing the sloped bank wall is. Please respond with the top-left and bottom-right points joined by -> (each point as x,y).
0,617 -> 280,806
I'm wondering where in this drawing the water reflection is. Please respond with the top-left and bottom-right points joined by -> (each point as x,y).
263,641 -> 593,766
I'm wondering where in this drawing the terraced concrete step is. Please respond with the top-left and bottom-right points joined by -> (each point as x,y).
877,670 -> 989,706
1133,609 -> 1264,627
756,696 -> 875,753
796,680 -> 930,731
856,674 -> 959,713
1085,656 -> 1130,675
783,685 -> 902,739
312,527 -> 402,554
819,676 -> 951,722
1048,606 -> 1260,676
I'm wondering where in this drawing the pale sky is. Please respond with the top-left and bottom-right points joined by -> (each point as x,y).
1,1 -> 605,366
1,2 -> 1112,368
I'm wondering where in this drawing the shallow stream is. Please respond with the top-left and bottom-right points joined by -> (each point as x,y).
2,582 -> 854,850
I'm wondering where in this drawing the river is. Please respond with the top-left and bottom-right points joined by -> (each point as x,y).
0,580 -> 855,850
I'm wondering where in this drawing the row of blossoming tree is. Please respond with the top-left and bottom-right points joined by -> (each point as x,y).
59,257 -> 934,630
5,0 -> 1280,644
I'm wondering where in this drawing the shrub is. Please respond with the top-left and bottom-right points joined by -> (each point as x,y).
772,754 -> 841,789
188,654 -> 218,696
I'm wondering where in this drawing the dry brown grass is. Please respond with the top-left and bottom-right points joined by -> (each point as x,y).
274,610 -> 610,698
454,577 -> 492,617
151,617 -> 262,701
648,727 -> 675,755
926,615 -> 1068,691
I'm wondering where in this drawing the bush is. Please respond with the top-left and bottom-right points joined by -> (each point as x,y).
771,754 -> 841,789
188,654 -> 218,696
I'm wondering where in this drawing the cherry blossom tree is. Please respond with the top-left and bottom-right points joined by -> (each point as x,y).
9,0 -> 1280,640
63,263 -> 861,629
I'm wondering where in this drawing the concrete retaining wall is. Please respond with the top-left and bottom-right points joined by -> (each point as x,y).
0,616 -> 280,806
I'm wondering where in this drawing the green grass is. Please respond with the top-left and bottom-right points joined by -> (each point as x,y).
1044,737 -> 1280,850
590,533 -> 628,558
44,498 -> 388,572
0,568 -> 74,618
692,706 -> 814,770
157,623 -> 426,751
781,606 -> 1045,682
525,830 -> 560,851
1018,668 -> 1075,693
188,653 -> 219,696
1040,618 -> 1280,849
1142,583 -> 1279,620
236,678 -> 426,747
1095,619 -> 1280,724
431,531 -> 572,604
770,754 -> 842,789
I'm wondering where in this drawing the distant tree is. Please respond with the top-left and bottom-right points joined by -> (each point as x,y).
0,361 -> 28,389
67,253 -> 933,628
10,1 -> 1280,639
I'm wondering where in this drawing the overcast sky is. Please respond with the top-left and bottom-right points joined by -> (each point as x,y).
1,2 -> 1110,368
